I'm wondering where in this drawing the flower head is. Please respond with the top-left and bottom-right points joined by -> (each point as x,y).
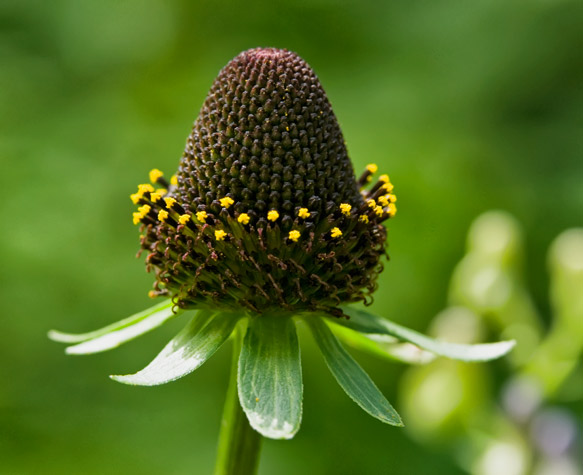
51,48 -> 513,444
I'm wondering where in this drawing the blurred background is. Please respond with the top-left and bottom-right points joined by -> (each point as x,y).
1,0 -> 582,473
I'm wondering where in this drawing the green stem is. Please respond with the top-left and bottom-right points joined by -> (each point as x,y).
214,326 -> 263,475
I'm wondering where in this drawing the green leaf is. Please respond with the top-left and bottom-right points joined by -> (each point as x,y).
337,307 -> 515,362
111,311 -> 239,386
306,317 -> 403,427
330,323 -> 435,364
238,314 -> 302,440
61,303 -> 182,355
48,300 -> 174,344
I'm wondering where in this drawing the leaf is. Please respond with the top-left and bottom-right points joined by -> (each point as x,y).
330,323 -> 435,364
111,311 -> 239,386
238,314 -> 302,440
336,307 -> 516,362
62,303 -> 182,355
48,300 -> 174,344
306,317 -> 403,427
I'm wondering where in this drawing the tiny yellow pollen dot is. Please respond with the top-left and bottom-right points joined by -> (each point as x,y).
387,203 -> 397,217
367,199 -> 376,208
132,212 -> 142,225
388,193 -> 397,203
164,197 -> 176,208
178,214 -> 191,225
158,209 -> 169,222
267,210 -> 279,222
149,169 -> 163,184
130,193 -> 141,204
330,227 -> 343,238
379,174 -> 389,183
215,229 -> 227,241
196,211 -> 208,223
255,397 -> 260,402
288,230 -> 301,242
286,126 -> 289,131
382,182 -> 394,192
378,195 -> 390,207
374,205 -> 384,217
170,175 -> 178,186
237,213 -> 250,225
359,215 -> 369,224
148,290 -> 156,298
298,208 -> 310,219
150,191 -> 163,203
340,203 -> 352,216
366,163 -> 378,174
138,204 -> 151,216
138,183 -> 154,194
220,197 -> 235,209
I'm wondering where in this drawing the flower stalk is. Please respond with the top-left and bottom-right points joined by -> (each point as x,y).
215,324 -> 262,475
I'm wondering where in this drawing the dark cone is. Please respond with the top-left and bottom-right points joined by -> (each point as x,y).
176,47 -> 363,218
133,48 -> 396,315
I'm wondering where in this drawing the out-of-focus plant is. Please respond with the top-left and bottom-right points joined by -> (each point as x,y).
400,211 -> 583,475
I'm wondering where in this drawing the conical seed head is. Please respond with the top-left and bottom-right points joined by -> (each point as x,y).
176,47 -> 362,218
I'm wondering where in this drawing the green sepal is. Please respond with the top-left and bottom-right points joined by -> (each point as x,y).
336,307 -> 515,362
111,310 -> 239,386
48,300 -> 174,344
59,302 -> 182,355
305,316 -> 403,427
238,314 -> 303,440
330,323 -> 435,364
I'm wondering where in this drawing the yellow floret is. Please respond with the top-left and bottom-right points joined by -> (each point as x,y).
367,199 -> 376,208
267,210 -> 279,222
148,290 -> 157,298
366,163 -> 378,174
130,193 -> 141,204
330,227 -> 343,238
196,211 -> 208,223
170,175 -> 178,186
237,213 -> 250,225
132,212 -> 142,225
164,197 -> 176,208
215,229 -> 227,241
149,169 -> 164,184
339,203 -> 352,216
387,203 -> 397,217
178,214 -> 191,225
298,208 -> 310,219
382,182 -> 394,193
138,183 -> 154,194
138,204 -> 151,216
150,191 -> 163,203
378,195 -> 390,207
220,197 -> 235,209
359,215 -> 369,224
379,174 -> 389,183
158,210 -> 169,222
388,194 -> 397,203
374,205 -> 384,217
288,230 -> 301,242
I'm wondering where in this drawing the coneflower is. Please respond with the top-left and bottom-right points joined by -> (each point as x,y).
50,48 -> 514,474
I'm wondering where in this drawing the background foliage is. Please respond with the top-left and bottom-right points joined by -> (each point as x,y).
1,0 -> 581,473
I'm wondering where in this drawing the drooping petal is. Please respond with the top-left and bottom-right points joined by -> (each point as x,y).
306,317 -> 403,427
337,307 -> 515,362
111,311 -> 239,386
48,300 -> 174,344
330,323 -> 435,364
238,315 -> 302,440
63,303 -> 182,355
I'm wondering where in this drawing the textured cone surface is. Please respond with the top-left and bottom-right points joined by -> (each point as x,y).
176,48 -> 363,218
137,48 -> 392,315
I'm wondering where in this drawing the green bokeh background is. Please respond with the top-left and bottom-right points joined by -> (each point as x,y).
1,0 -> 582,473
